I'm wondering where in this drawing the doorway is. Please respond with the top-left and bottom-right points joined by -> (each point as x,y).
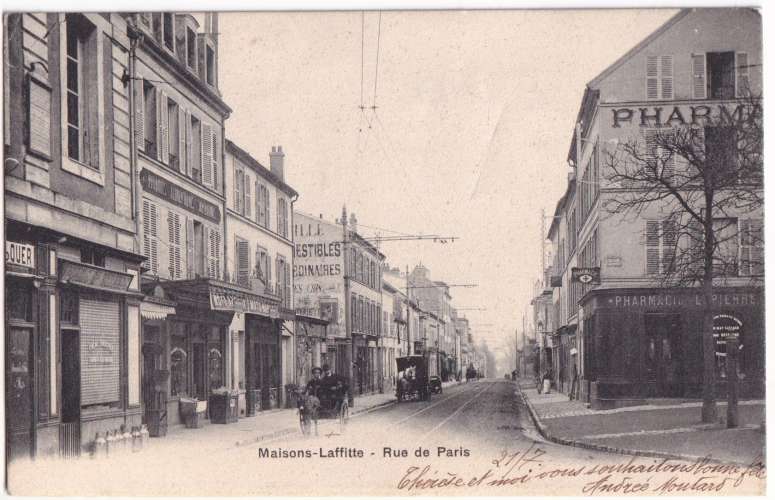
60,328 -> 81,457
192,343 -> 206,400
6,327 -> 34,462
644,314 -> 683,397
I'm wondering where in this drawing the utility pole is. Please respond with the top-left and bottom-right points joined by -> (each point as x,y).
341,206 -> 354,405
522,314 -> 527,378
515,327 -> 519,378
405,265 -> 410,356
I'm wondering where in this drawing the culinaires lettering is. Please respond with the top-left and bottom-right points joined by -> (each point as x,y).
293,263 -> 342,277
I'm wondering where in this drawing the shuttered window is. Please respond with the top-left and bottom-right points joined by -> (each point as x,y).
167,209 -> 182,279
284,261 -> 291,307
254,246 -> 271,290
735,52 -> 750,97
644,129 -> 676,182
207,227 -> 221,279
157,90 -> 169,164
142,199 -> 159,274
234,167 -> 244,213
645,220 -> 676,275
202,124 -> 213,187
646,55 -> 673,100
692,53 -> 707,99
236,237 -> 250,286
739,218 -> 763,276
277,197 -> 288,238
79,298 -> 120,406
245,173 -> 252,219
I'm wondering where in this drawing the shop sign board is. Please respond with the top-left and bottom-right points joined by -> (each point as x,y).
59,260 -> 133,292
571,267 -> 600,284
604,291 -> 759,309
6,241 -> 35,269
713,314 -> 742,340
209,286 -> 280,318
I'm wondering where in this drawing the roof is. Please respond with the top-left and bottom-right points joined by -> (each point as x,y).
225,139 -> 299,198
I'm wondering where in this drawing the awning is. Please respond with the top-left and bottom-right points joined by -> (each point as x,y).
140,300 -> 176,321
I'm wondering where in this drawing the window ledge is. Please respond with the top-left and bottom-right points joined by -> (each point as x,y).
61,157 -> 105,186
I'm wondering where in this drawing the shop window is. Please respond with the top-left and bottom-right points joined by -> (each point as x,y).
208,346 -> 223,390
7,282 -> 33,322
60,290 -> 79,325
80,247 -> 105,267
170,335 -> 188,397
64,14 -> 99,169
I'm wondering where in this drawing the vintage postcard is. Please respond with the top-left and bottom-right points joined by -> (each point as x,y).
2,5 -> 765,496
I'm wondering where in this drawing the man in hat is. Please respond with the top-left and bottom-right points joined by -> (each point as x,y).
305,366 -> 324,398
321,364 -> 349,404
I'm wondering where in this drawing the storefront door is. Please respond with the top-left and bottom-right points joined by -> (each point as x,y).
644,314 -> 682,397
6,327 -> 34,461
192,343 -> 206,400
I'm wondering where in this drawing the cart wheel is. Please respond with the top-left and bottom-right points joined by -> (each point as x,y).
339,400 -> 349,433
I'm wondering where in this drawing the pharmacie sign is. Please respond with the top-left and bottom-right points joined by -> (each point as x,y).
712,314 -> 742,340
605,291 -> 759,309
611,102 -> 761,128
5,241 -> 35,269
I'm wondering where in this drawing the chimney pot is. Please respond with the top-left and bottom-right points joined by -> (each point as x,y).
269,145 -> 285,181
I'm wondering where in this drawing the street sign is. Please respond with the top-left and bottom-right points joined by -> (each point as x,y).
571,267 -> 600,285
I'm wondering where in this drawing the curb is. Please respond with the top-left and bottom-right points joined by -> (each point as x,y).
233,397 -> 397,448
514,381 -> 754,468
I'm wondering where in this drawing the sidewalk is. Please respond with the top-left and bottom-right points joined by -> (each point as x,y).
516,379 -> 765,465
156,391 -> 396,454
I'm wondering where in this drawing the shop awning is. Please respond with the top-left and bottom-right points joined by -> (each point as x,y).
140,299 -> 177,321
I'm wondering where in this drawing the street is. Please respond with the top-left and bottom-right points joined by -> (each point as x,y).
8,380 -> 765,496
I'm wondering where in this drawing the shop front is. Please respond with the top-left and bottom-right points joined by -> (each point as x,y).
295,314 -> 328,388
581,287 -> 764,409
5,221 -> 145,461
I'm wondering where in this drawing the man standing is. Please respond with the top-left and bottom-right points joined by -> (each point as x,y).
321,364 -> 349,403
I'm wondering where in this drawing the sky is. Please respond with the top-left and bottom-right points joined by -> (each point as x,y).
217,8 -> 678,353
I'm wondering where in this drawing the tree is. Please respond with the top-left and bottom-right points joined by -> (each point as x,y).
603,94 -> 762,423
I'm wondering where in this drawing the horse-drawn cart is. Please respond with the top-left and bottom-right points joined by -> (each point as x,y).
396,355 -> 432,402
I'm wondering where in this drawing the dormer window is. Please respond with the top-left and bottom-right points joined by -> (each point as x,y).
205,44 -> 215,86
162,13 -> 174,51
186,27 -> 196,69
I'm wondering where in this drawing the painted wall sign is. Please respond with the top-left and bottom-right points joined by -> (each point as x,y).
140,169 -> 221,223
5,241 -> 35,269
59,260 -> 133,292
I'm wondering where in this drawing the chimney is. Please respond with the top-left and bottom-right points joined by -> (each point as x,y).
270,146 -> 285,181
349,213 -> 358,234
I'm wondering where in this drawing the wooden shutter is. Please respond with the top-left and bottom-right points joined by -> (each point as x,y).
155,88 -> 165,162
736,52 -> 750,97
661,220 -> 677,274
646,220 -> 661,275
186,217 -> 194,279
143,199 -> 159,274
264,185 -> 271,229
184,111 -> 193,177
211,130 -> 219,191
202,123 -> 213,187
178,107 -> 187,173
285,261 -> 291,307
660,55 -> 673,99
234,169 -> 242,213
646,55 -> 659,100
167,210 -> 181,279
134,79 -> 145,151
142,199 -> 151,266
692,53 -> 707,99
236,239 -> 250,285
255,181 -> 262,225
207,228 -> 221,279
245,174 -> 252,219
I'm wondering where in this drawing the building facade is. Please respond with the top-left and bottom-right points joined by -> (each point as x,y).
224,140 -> 297,414
4,13 -> 146,460
546,9 -> 763,408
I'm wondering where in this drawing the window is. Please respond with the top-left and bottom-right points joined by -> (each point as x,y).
207,227 -> 221,279
276,255 -> 290,306
143,81 -> 157,157
162,13 -> 174,51
739,219 -> 763,276
168,210 -> 182,279
65,14 -> 98,168
712,218 -> 738,276
235,237 -> 250,286
645,219 -> 676,276
704,126 -> 737,180
646,55 -> 673,100
707,52 -> 735,100
167,98 -> 180,171
277,197 -> 288,238
142,199 -> 159,274
80,247 -> 105,267
254,246 -> 271,291
644,129 -> 676,182
186,27 -> 197,69
234,167 -> 244,214
170,333 -> 187,397
244,173 -> 252,219
256,182 -> 269,228
206,44 -> 215,86
190,115 -> 201,182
